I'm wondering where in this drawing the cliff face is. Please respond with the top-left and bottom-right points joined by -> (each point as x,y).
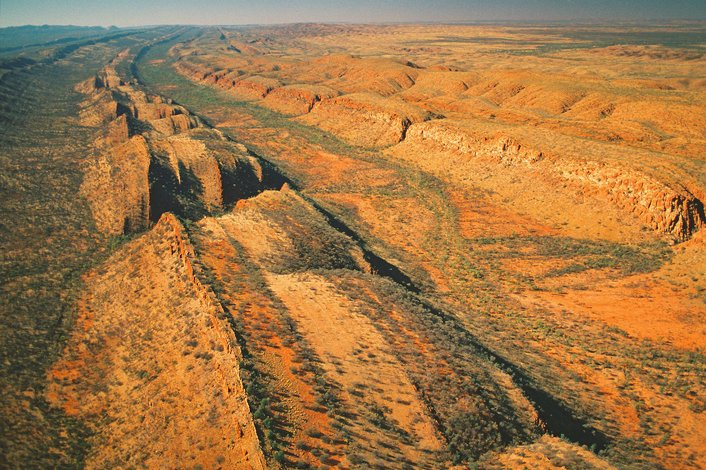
300,93 -> 435,147
81,135 -> 152,234
556,162 -> 704,242
149,113 -> 200,135
76,64 -> 269,235
261,84 -> 338,115
400,120 -> 704,241
405,122 -> 544,166
229,76 -> 281,100
149,135 -> 225,211
74,65 -> 123,95
47,213 -> 266,469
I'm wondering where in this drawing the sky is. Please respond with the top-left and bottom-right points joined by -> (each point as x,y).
0,0 -> 704,27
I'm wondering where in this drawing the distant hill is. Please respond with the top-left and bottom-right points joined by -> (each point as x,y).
0,24 -> 117,51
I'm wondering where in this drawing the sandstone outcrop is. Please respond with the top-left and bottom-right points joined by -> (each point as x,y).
147,129 -> 266,218
261,84 -> 338,115
74,65 -> 123,94
81,135 -> 152,234
398,119 -> 704,241
557,161 -> 704,242
230,75 -> 281,99
148,113 -> 200,135
403,121 -> 544,166
300,92 -> 436,147
76,65 -> 269,235
149,135 -> 225,212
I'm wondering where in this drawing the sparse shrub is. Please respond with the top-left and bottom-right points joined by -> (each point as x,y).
295,439 -> 309,451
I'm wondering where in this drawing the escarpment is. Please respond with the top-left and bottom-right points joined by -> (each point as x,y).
147,130 -> 267,220
74,64 -> 124,94
148,112 -> 200,135
228,75 -> 281,99
63,70 -> 570,465
402,121 -> 545,166
81,134 -> 152,234
77,65 -> 270,235
396,120 -> 704,241
36,25 -> 706,470
47,213 -> 266,469
10,24 -> 706,470
557,161 -> 704,242
148,135 -> 225,216
300,93 -> 436,147
261,84 -> 338,115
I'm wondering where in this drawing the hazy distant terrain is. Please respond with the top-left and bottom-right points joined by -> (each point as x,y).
0,22 -> 704,469
0,25 -> 118,51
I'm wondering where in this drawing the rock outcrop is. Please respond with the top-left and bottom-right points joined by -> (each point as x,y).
81,135 -> 152,234
557,161 -> 704,242
404,121 -> 544,166
74,65 -> 123,94
261,84 -> 338,115
147,129 -> 266,219
229,75 -> 281,100
399,120 -> 704,241
76,64 -> 269,235
300,92 -> 436,147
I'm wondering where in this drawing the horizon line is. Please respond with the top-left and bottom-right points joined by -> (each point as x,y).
3,18 -> 706,29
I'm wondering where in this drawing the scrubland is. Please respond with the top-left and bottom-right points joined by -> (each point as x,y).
1,22 -> 705,469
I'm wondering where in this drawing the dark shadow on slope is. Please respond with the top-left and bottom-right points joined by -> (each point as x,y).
148,158 -> 182,222
416,297 -> 611,452
220,157 -> 289,207
312,204 -> 421,293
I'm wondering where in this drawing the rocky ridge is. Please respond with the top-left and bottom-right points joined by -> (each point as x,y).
171,37 -> 705,241
48,212 -> 267,468
399,120 -> 704,241
77,60 -> 270,235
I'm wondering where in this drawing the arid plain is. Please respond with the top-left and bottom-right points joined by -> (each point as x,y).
1,22 -> 705,469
